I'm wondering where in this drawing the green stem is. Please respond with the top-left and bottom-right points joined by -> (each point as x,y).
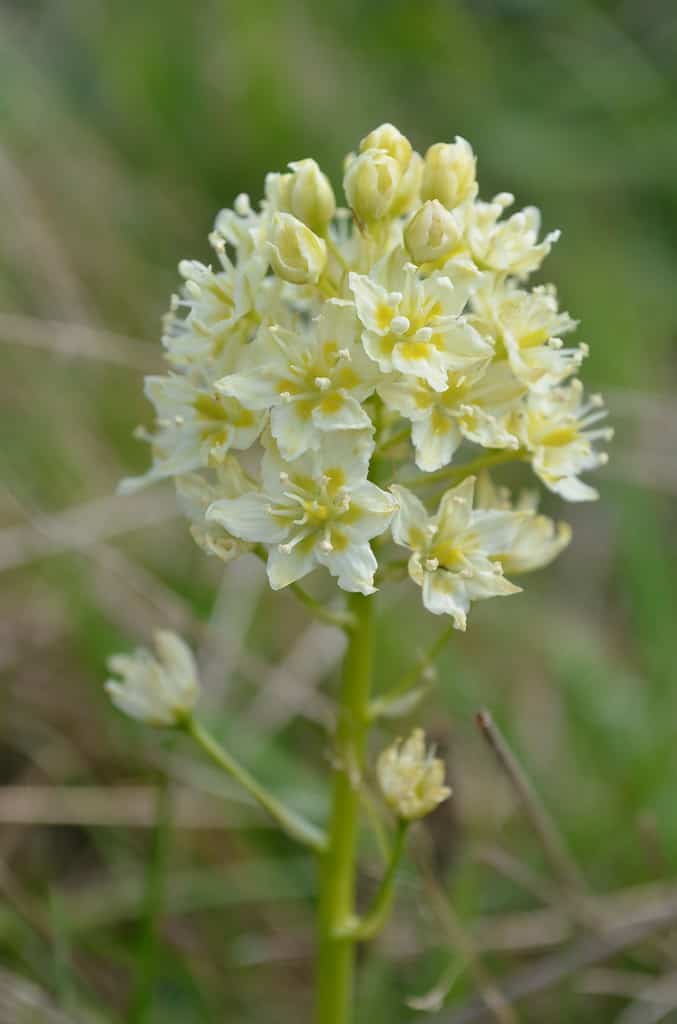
338,820 -> 409,942
129,778 -> 171,1023
316,592 -> 374,1024
186,718 -> 326,853
397,448 -> 526,489
289,581 -> 356,631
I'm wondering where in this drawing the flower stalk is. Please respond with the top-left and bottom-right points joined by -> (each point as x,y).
316,592 -> 374,1024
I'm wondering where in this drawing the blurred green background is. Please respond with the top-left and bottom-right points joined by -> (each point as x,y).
1,1 -> 677,1021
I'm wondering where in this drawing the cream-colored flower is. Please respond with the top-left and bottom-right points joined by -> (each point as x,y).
350,250 -> 491,392
515,380 -> 611,501
162,232 -> 266,365
471,281 -> 585,389
391,478 -> 522,629
404,199 -> 463,265
343,148 -> 402,225
106,631 -> 199,727
175,458 -> 254,562
265,158 -> 336,235
465,194 -> 560,277
475,472 -> 571,573
377,728 -> 451,820
216,300 -> 377,460
119,362 -> 265,492
267,212 -> 328,285
380,361 -> 523,472
421,137 -> 478,210
207,433 -> 395,594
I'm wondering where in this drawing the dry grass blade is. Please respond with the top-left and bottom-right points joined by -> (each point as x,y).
0,490 -> 178,573
475,710 -> 589,901
0,313 -> 159,372
442,896 -> 677,1024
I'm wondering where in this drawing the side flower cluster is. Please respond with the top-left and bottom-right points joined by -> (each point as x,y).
123,124 -> 610,629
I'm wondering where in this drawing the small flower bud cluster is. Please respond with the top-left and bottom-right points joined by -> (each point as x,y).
105,631 -> 199,727
377,728 -> 450,820
122,124 -> 610,628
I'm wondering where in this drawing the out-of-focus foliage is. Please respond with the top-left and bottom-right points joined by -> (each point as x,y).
1,2 -> 677,1022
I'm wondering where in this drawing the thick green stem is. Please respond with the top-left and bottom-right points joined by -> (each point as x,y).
316,592 -> 374,1024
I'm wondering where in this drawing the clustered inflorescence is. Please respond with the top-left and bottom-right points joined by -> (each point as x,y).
123,124 -> 611,631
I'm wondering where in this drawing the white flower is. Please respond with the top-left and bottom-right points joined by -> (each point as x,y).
106,630 -> 199,726
119,366 -> 265,492
207,433 -> 396,594
162,229 -> 266,365
380,361 -> 524,472
471,281 -> 585,390
515,380 -> 612,501
390,477 -> 522,629
175,457 -> 254,562
216,300 -> 377,461
350,250 -> 491,392
465,194 -> 560,278
377,728 -> 451,820
475,472 -> 571,573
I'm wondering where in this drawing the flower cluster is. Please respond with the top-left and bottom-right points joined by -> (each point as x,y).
123,124 -> 610,629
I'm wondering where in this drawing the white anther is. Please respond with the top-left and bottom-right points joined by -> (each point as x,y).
314,376 -> 332,391
387,291 -> 403,305
234,193 -> 251,216
279,471 -> 289,483
319,538 -> 333,553
579,343 -> 590,356
494,192 -> 514,207
414,327 -> 433,343
278,542 -> 293,554
590,393 -> 604,407
279,391 -> 292,402
337,348 -> 352,361
423,557 -> 439,572
174,415 -> 184,425
599,452 -> 609,465
549,338 -> 563,349
390,316 -> 410,335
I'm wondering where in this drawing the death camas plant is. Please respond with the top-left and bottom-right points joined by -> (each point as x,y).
108,124 -> 610,1023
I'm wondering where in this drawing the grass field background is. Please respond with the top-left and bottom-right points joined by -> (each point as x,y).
2,2 -> 677,1021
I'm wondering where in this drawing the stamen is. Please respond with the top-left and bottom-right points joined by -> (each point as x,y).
387,291 -> 403,305
390,316 -> 410,335
314,376 -> 332,391
414,327 -> 433,343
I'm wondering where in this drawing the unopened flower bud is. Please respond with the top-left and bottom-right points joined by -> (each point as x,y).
343,149 -> 402,224
265,170 -> 294,211
377,728 -> 451,821
421,137 -> 477,209
390,151 -> 423,217
105,630 -> 199,727
267,212 -> 328,285
287,158 -> 336,235
360,122 -> 412,171
404,199 -> 461,263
